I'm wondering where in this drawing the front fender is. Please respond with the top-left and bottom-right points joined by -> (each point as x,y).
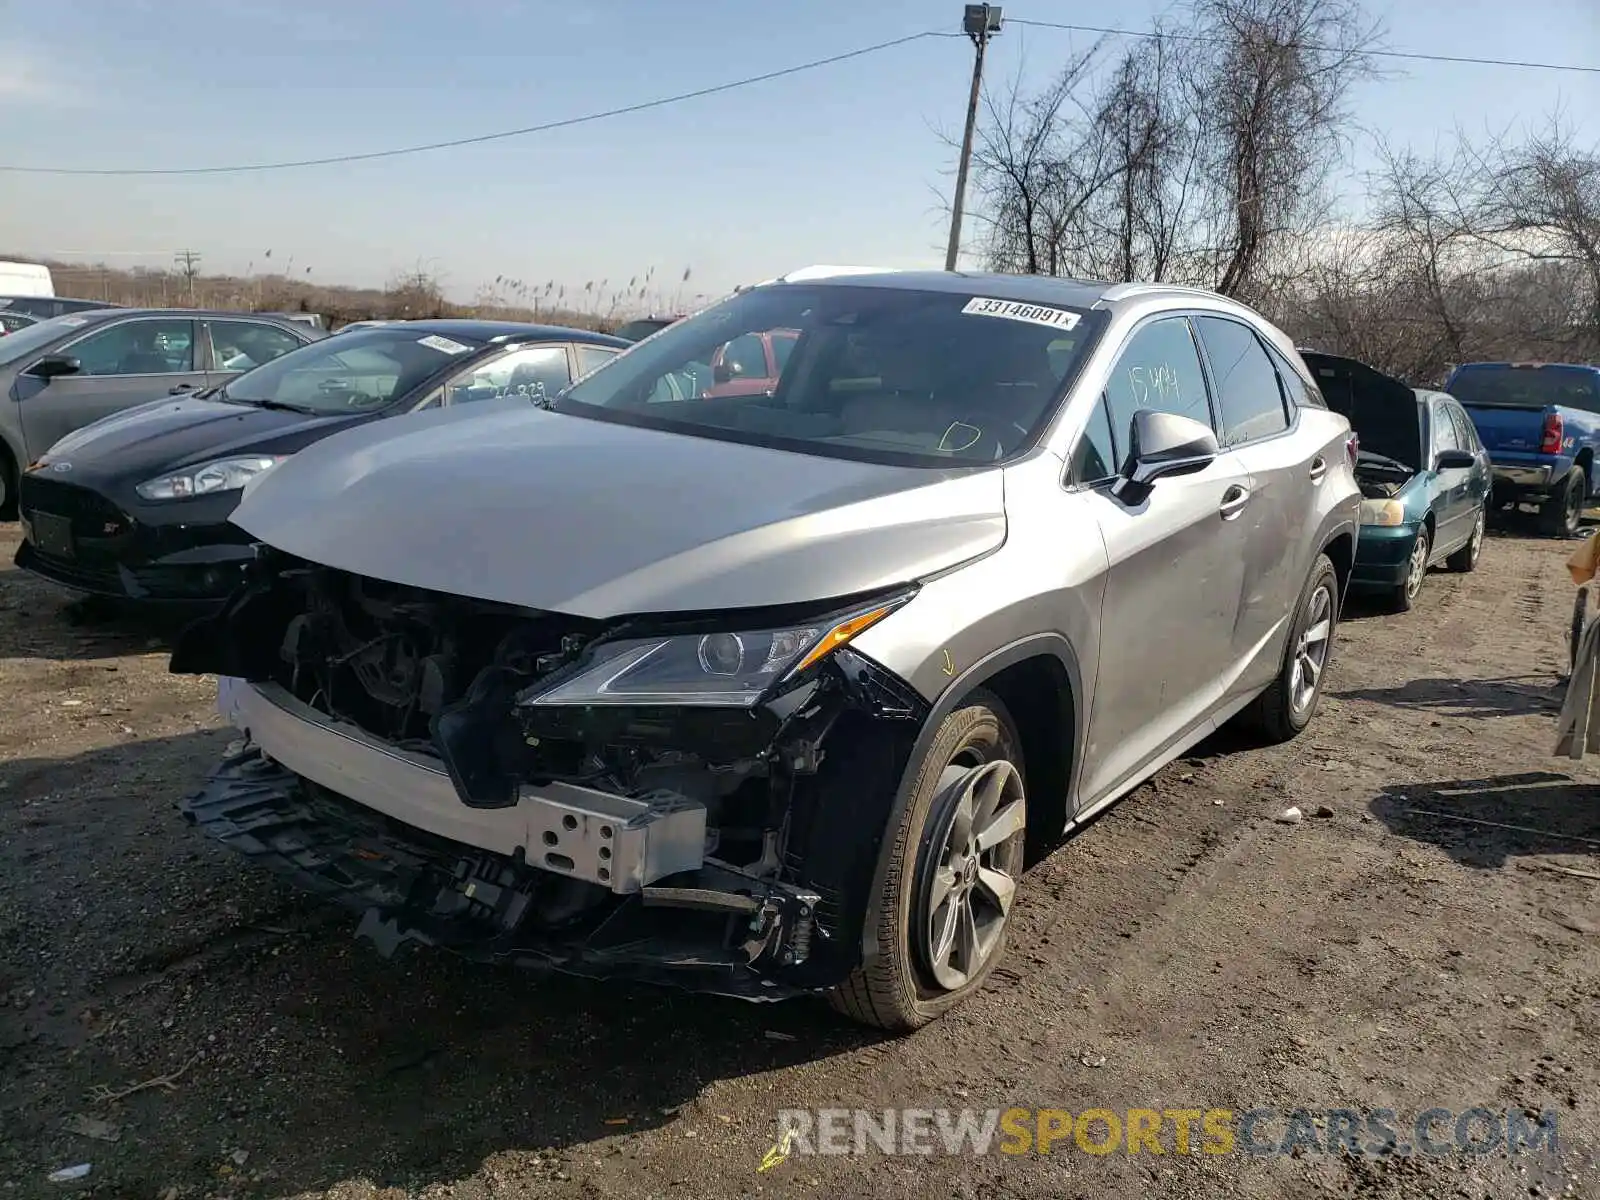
854,632 -> 1087,971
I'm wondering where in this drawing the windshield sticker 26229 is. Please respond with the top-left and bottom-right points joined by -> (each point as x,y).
961,297 -> 1082,331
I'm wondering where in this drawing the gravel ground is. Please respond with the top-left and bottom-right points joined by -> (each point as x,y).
1,521 -> 1598,1200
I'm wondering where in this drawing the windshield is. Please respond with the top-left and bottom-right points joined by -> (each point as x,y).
0,313 -> 88,368
557,284 -> 1105,466
1449,365 -> 1600,412
218,327 -> 484,413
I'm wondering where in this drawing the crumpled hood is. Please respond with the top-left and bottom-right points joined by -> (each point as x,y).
230,401 -> 1008,617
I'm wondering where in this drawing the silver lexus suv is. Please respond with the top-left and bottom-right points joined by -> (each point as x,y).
172,268 -> 1360,1031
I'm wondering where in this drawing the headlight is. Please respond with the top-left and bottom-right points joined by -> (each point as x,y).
523,599 -> 905,709
1359,498 -> 1406,527
136,455 -> 286,501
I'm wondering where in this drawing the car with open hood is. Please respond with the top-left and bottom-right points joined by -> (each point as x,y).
1303,351 -> 1491,610
14,320 -> 629,605
170,267 -> 1360,1031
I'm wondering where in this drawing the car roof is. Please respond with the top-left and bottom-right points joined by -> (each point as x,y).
392,318 -> 630,348
1451,360 -> 1600,373
37,307 -> 316,323
767,269 -> 1114,308
759,268 -> 1273,324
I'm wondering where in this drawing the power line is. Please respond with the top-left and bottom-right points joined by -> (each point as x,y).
0,30 -> 958,177
1007,17 -> 1600,75
0,16 -> 1592,180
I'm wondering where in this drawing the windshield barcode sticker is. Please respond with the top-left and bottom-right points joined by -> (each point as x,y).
961,297 -> 1081,331
417,334 -> 471,355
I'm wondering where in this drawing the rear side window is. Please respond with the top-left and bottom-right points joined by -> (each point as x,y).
1194,316 -> 1290,447
1267,344 -> 1325,409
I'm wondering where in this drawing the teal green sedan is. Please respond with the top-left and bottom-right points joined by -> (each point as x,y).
1303,352 -> 1493,611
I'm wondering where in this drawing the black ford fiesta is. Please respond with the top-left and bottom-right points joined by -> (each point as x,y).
15,319 -> 629,606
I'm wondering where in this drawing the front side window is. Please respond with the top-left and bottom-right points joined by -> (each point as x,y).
1447,402 -> 1478,451
557,284 -> 1106,466
446,344 -> 571,405
1432,403 -> 1461,454
1069,394 -> 1118,484
1194,316 -> 1289,447
216,327 -> 484,414
69,319 -> 195,376
719,333 -> 769,379
1101,317 -> 1214,456
210,320 -> 304,372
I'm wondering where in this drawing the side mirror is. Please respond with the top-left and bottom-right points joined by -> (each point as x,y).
1117,409 -> 1219,495
1434,449 -> 1475,471
712,360 -> 740,385
28,355 -> 82,381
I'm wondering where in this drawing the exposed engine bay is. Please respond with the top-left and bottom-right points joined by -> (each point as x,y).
1355,468 -> 1411,500
171,546 -> 928,996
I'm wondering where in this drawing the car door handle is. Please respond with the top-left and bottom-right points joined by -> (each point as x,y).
1308,455 -> 1327,482
168,384 -> 195,395
1219,484 -> 1252,520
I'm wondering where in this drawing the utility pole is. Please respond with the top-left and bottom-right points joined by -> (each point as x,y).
944,4 -> 1003,272
174,248 -> 202,305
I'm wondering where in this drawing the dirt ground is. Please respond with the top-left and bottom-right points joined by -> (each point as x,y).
1,519 -> 1598,1200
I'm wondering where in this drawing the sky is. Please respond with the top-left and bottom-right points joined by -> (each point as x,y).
1,0 -> 1596,306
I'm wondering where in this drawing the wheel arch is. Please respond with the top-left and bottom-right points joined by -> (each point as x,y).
857,633 -> 1085,968
0,430 -> 20,518
1319,527 -> 1355,604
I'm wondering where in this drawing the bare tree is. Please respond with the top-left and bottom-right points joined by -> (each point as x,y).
969,0 -> 1380,299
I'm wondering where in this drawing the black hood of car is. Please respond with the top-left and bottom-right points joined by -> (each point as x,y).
1300,351 -> 1423,472
38,394 -> 372,485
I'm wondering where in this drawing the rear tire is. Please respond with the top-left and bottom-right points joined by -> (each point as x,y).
0,444 -> 16,521
1538,471 -> 1584,538
1446,505 -> 1486,572
827,690 -> 1028,1032
1243,553 -> 1339,743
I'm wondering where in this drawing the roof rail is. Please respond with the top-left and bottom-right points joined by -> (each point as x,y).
773,264 -> 902,284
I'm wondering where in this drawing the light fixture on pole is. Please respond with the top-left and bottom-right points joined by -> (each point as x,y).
944,4 -> 1003,272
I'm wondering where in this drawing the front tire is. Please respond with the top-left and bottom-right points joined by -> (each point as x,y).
828,691 -> 1027,1032
1389,526 -> 1431,613
1243,553 -> 1339,743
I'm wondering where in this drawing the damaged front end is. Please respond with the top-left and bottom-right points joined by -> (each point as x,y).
171,546 -> 927,998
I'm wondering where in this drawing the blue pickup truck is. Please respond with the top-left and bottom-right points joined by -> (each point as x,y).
1445,361 -> 1600,537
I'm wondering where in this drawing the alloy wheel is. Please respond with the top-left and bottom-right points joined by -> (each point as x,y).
1290,583 -> 1334,714
1566,483 -> 1584,536
1468,508 -> 1485,565
1405,536 -> 1429,602
918,760 -> 1026,992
